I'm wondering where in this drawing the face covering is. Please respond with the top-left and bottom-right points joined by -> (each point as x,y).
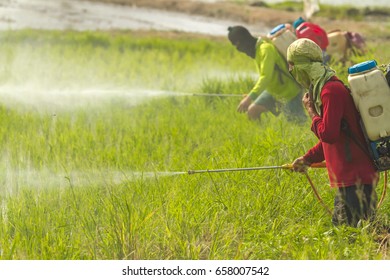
290,64 -> 311,89
228,26 -> 257,59
287,38 -> 336,115
234,39 -> 256,58
290,61 -> 335,115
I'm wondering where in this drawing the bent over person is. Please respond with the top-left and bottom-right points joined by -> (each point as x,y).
227,26 -> 306,123
288,38 -> 378,227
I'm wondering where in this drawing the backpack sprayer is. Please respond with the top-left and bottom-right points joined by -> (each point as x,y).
347,60 -> 390,172
341,60 -> 390,209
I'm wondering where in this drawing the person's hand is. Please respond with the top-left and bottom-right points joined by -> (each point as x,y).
302,91 -> 318,118
302,91 -> 314,111
237,95 -> 252,113
291,156 -> 311,173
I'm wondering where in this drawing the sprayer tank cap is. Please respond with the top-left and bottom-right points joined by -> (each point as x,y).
293,17 -> 305,29
348,60 -> 377,75
269,24 -> 286,35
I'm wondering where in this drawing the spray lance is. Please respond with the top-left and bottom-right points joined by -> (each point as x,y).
128,89 -> 244,98
152,90 -> 245,98
186,160 -> 388,212
190,93 -> 244,97
187,162 -> 326,174
187,161 -> 332,215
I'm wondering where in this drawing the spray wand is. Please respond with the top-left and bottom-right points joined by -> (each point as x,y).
190,93 -> 244,97
187,161 -> 332,215
187,162 -> 326,174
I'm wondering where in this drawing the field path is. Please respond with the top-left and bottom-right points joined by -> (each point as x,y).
0,0 -> 264,35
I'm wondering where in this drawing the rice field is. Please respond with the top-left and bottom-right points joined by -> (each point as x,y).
0,29 -> 389,260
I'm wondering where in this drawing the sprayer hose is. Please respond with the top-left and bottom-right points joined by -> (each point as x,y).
304,172 -> 332,215
377,171 -> 388,209
305,170 -> 388,216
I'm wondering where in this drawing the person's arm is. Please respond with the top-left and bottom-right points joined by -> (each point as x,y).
292,82 -> 345,172
237,94 -> 252,113
304,82 -> 345,144
292,142 -> 324,172
237,44 -> 274,113
247,44 -> 274,100
303,142 -> 325,163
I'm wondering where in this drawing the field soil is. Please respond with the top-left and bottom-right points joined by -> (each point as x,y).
86,0 -> 390,41
1,0 -> 388,41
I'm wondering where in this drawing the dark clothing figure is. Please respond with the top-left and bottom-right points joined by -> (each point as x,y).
332,184 -> 377,227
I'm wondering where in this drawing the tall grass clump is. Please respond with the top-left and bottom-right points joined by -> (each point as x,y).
0,29 -> 389,260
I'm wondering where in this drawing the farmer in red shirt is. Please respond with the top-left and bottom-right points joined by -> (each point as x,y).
288,38 -> 378,227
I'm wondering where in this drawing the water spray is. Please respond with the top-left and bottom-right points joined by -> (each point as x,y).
139,90 -> 243,98
0,87 -> 243,113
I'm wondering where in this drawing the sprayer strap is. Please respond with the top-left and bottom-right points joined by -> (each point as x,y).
340,118 -> 372,159
328,79 -> 373,160
274,63 -> 299,86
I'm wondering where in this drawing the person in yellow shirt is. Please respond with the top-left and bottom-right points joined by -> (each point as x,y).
228,25 -> 306,123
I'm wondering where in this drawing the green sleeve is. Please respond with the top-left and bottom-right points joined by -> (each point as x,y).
248,43 -> 276,100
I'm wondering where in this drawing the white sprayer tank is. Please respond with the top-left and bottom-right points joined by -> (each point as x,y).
327,30 -> 348,59
348,60 -> 390,141
267,23 -> 296,60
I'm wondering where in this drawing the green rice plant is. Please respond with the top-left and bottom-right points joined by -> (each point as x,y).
0,29 -> 389,260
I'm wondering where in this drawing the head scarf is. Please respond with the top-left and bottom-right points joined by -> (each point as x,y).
287,38 -> 336,115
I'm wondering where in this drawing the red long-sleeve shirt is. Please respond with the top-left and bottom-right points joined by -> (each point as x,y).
303,77 -> 378,188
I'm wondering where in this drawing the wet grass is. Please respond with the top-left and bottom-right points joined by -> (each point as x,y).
0,30 -> 389,260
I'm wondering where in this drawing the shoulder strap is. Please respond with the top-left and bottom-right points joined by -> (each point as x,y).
274,63 -> 297,85
340,118 -> 372,160
328,78 -> 372,159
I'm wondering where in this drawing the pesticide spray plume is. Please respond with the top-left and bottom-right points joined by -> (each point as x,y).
0,166 -> 190,196
128,90 -> 243,98
0,85 -> 243,113
0,45 -> 237,112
